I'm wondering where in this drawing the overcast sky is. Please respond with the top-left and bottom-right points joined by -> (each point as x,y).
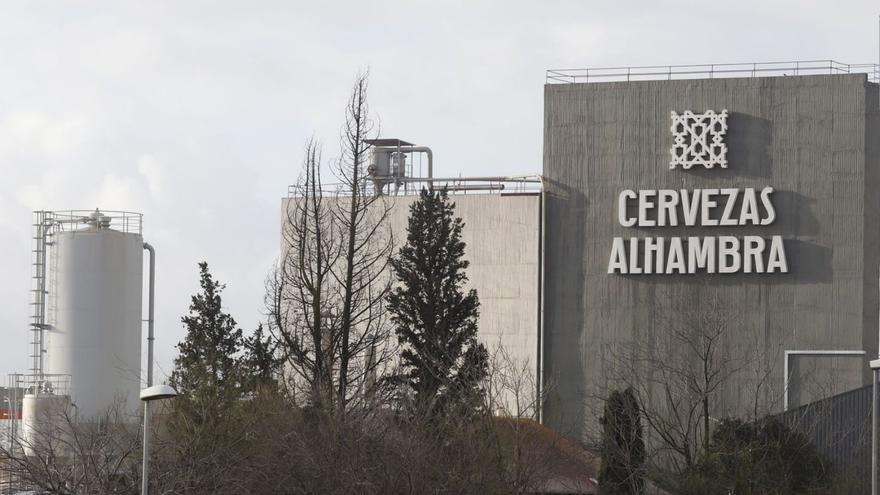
0,1 -> 877,382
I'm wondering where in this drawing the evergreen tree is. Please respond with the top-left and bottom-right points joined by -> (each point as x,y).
171,262 -> 244,402
164,262 -> 249,492
599,387 -> 646,495
387,188 -> 488,417
242,323 -> 281,390
686,417 -> 832,494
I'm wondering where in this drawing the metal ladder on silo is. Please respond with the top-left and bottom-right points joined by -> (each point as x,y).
28,211 -> 54,379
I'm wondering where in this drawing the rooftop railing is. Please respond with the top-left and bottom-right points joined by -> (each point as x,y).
546,60 -> 880,84
287,175 -> 543,198
47,210 -> 143,235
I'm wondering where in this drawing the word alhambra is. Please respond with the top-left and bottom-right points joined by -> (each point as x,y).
608,187 -> 788,274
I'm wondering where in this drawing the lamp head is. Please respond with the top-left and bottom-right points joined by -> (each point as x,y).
140,384 -> 178,401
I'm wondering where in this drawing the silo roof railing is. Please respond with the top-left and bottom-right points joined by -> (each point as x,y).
546,60 -> 880,84
47,210 -> 143,235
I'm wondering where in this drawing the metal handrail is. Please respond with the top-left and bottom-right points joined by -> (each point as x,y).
49,210 -> 143,234
287,175 -> 543,198
547,60 -> 880,84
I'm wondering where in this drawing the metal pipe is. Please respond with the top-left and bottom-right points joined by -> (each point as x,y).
408,147 -> 433,180
442,184 -> 505,192
388,146 -> 433,187
142,401 -> 152,495
143,242 -> 155,387
871,359 -> 880,495
141,242 -> 155,495
386,175 -> 541,183
536,177 -> 546,423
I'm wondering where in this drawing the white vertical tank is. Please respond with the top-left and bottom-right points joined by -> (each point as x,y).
46,211 -> 143,419
21,394 -> 71,456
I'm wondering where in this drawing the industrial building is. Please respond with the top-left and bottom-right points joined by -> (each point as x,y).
5,210 -> 150,452
543,62 -> 880,440
287,61 -> 880,443
9,61 -> 878,455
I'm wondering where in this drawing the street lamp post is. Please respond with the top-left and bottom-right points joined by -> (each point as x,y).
140,384 -> 178,495
869,358 -> 880,495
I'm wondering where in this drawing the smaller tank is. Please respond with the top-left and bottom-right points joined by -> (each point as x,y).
21,393 -> 71,457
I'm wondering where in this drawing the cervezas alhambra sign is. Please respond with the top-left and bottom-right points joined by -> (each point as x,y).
607,109 -> 788,275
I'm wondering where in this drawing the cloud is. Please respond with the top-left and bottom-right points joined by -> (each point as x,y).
0,0 -> 876,381
137,155 -> 164,199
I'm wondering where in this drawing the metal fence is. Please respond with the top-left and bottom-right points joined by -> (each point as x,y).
547,60 -> 880,84
777,384 -> 872,481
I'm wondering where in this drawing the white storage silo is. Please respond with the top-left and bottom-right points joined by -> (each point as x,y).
45,211 -> 144,420
20,394 -> 71,457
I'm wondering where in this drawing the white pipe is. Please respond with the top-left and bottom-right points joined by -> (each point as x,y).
141,242 -> 155,495
536,176 -> 546,423
143,243 -> 155,387
873,362 -> 879,495
376,146 -> 433,187
390,176 -> 541,183
397,146 -> 432,184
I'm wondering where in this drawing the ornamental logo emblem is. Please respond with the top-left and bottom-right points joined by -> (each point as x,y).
669,109 -> 728,169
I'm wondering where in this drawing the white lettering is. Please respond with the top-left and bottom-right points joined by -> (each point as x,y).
701,189 -> 719,226
739,188 -> 760,225
719,188 -> 739,226
657,189 -> 679,227
638,190 -> 656,227
760,187 -> 776,225
628,237 -> 642,274
718,236 -> 741,273
688,236 -> 715,273
608,237 -> 627,274
666,237 -> 686,274
644,237 -> 664,274
681,189 -> 701,226
619,190 -> 637,227
767,235 -> 788,273
743,236 -> 765,273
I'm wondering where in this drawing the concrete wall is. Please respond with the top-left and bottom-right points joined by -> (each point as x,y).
387,193 -> 542,411
280,193 -> 542,412
542,74 -> 880,441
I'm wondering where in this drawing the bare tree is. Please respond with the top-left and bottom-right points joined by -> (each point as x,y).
606,293 -> 746,473
270,72 -> 394,415
0,401 -> 140,495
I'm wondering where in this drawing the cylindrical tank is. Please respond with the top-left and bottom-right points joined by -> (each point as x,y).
47,223 -> 143,419
21,394 -> 71,457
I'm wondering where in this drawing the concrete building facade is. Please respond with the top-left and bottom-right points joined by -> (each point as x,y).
280,69 -> 880,444
279,192 -> 542,413
387,194 -> 542,374
542,73 -> 880,440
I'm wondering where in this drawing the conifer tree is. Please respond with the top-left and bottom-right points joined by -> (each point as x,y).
242,323 -> 280,390
171,262 -> 244,402
599,387 -> 646,495
164,263 -> 250,491
387,188 -> 488,417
